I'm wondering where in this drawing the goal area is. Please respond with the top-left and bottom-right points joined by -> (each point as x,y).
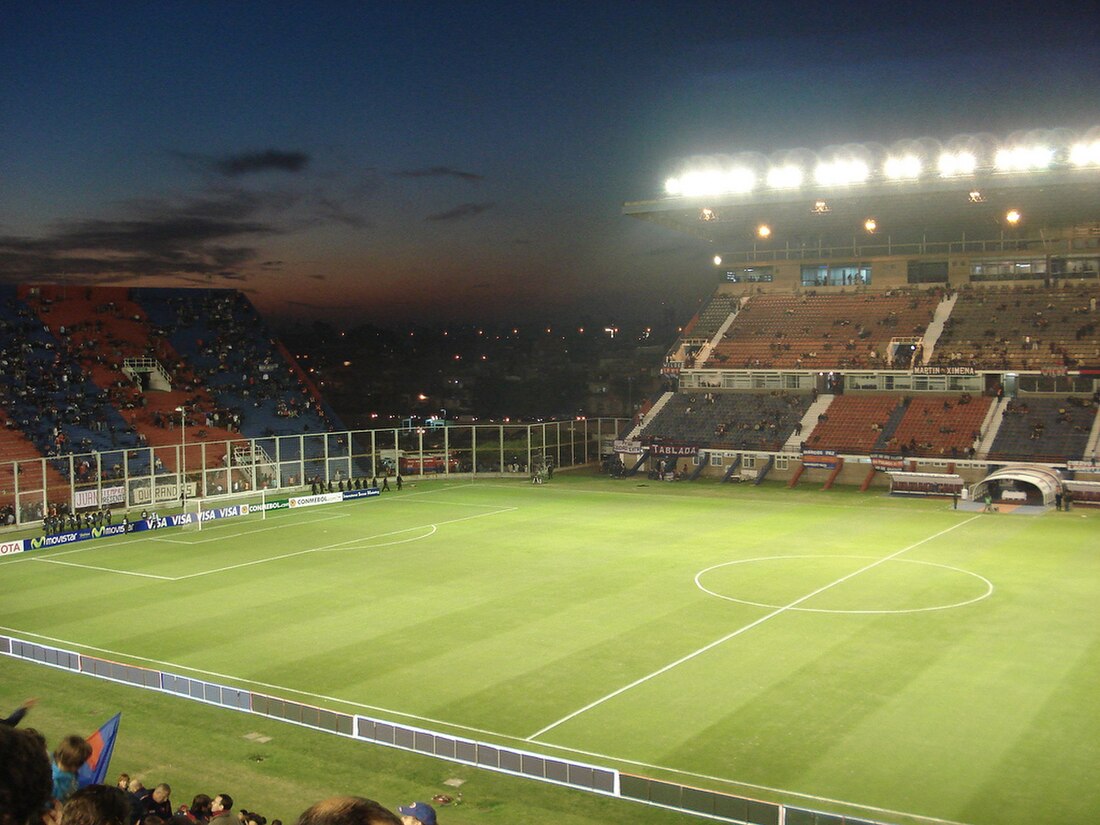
180,489 -> 279,531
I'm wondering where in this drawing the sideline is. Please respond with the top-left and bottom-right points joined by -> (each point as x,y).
0,625 -> 971,825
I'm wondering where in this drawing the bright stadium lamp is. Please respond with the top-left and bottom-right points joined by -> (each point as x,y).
938,151 -> 976,177
1069,140 -> 1100,167
813,158 -> 869,186
713,255 -> 723,266
756,224 -> 772,239
995,145 -> 1052,172
766,164 -> 802,189
1005,209 -> 1022,225
666,166 -> 756,197
864,218 -> 877,233
884,154 -> 922,180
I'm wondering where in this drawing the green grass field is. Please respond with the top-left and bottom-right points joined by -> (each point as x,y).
2,474 -> 1098,825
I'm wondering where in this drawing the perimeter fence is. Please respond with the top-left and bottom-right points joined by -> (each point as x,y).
1,418 -> 627,528
2,632 -> 896,825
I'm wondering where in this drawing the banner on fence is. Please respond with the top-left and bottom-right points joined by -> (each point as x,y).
871,453 -> 906,471
802,449 -> 841,470
0,540 -> 25,556
74,486 -> 126,509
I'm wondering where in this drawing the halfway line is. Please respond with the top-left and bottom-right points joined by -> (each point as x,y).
526,514 -> 982,741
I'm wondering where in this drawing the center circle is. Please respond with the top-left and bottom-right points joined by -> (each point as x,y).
695,555 -> 993,614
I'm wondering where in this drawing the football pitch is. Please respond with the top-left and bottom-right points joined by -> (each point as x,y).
2,474 -> 1098,825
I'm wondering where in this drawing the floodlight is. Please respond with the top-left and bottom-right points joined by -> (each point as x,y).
813,158 -> 869,186
766,164 -> 802,189
995,145 -> 1053,172
1070,140 -> 1100,167
667,167 -> 756,197
713,255 -> 723,266
884,154 -> 922,180
756,224 -> 771,239
864,218 -> 877,233
938,151 -> 976,177
1005,209 -> 1022,225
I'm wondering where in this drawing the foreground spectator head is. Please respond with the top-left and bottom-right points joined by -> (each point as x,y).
294,797 -> 400,825
60,785 -> 130,825
116,775 -> 130,792
210,794 -> 233,818
0,724 -> 53,825
53,736 -> 92,773
184,793 -> 212,820
396,803 -> 436,825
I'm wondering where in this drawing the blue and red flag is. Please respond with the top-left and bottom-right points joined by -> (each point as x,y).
77,713 -> 121,788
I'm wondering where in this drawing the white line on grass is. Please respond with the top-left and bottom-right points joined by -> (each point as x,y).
3,504 -> 516,581
28,558 -> 174,580
526,514 -> 984,741
147,511 -> 351,545
0,625 -> 970,825
165,506 -> 516,579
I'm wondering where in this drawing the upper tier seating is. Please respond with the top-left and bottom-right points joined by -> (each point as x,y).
929,284 -> 1100,370
682,294 -> 738,339
705,291 -> 941,370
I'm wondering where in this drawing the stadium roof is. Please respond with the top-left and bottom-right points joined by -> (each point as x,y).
624,168 -> 1100,253
624,133 -> 1100,256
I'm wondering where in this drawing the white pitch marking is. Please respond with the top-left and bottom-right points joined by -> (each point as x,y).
0,626 -> 971,825
526,515 -> 984,740
29,558 -> 174,580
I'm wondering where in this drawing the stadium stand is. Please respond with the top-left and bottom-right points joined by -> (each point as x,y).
638,390 -> 812,452
704,291 -> 941,370
928,283 -> 1100,370
987,395 -> 1097,462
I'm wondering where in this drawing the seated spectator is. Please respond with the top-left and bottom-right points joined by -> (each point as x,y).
141,784 -> 172,822
178,794 -> 212,823
207,795 -> 233,825
61,785 -> 131,825
294,797 -> 400,825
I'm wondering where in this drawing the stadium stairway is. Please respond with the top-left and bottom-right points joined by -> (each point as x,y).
624,391 -> 674,440
977,397 -> 1010,456
695,303 -> 740,365
784,394 -> 833,450
920,291 -> 958,364
1086,410 -> 1100,460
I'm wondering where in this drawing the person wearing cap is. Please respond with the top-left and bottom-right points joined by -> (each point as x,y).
397,802 -> 436,825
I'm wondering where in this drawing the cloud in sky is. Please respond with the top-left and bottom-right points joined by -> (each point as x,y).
425,202 -> 495,222
395,166 -> 484,182
215,149 -> 311,176
0,191 -> 276,283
